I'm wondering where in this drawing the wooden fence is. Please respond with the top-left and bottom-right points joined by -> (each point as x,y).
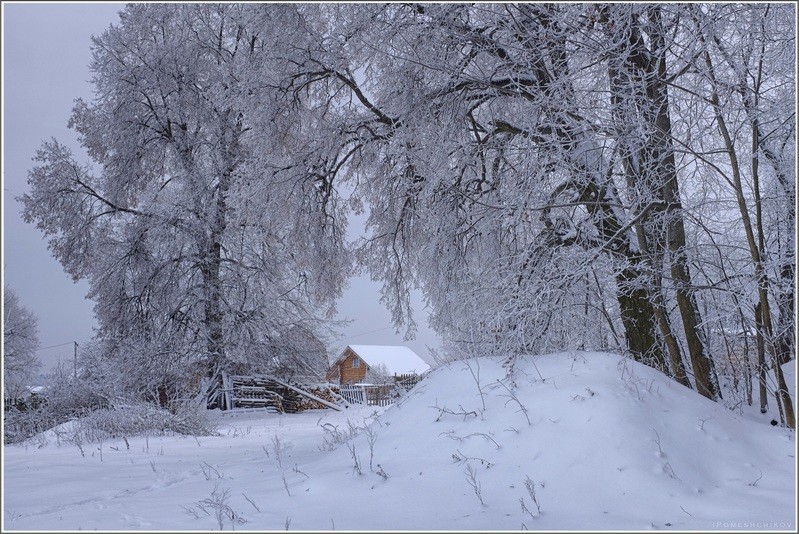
4,394 -> 45,412
339,384 -> 396,406
394,373 -> 423,390
338,373 -> 426,407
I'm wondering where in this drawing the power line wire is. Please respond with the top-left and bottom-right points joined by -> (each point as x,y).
35,341 -> 75,352
337,325 -> 394,340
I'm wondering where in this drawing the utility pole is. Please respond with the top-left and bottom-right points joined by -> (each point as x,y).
74,341 -> 78,380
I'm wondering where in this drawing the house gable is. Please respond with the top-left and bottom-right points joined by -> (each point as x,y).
326,344 -> 430,384
326,347 -> 368,384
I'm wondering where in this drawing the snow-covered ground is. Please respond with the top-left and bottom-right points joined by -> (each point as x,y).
3,352 -> 796,531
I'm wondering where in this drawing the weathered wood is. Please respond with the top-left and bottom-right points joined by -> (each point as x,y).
268,377 -> 342,411
326,347 -> 368,384
206,373 -> 343,412
340,384 -> 397,407
222,373 -> 234,411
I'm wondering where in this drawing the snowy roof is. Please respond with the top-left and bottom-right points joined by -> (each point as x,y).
337,345 -> 430,375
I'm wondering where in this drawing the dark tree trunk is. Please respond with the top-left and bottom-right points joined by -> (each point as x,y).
615,265 -> 668,370
445,4 -> 670,369
604,5 -> 717,398
755,302 -> 769,414
650,10 -> 719,399
202,161 -> 232,376
776,262 -> 795,366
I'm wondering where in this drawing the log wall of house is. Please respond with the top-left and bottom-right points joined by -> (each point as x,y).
334,348 -> 368,384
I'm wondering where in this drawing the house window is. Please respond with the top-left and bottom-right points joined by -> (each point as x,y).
352,357 -> 361,368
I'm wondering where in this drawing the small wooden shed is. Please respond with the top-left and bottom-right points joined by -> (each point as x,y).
325,345 -> 430,385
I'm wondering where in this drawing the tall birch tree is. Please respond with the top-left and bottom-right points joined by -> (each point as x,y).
20,4 -> 351,395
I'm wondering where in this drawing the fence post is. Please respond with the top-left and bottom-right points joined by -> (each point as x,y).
222,373 -> 233,410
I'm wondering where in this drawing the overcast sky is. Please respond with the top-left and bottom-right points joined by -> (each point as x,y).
2,3 -> 442,372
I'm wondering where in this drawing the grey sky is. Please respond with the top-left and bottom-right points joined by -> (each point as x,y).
1,3 -> 442,371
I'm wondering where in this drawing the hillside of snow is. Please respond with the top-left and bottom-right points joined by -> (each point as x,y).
3,351 -> 796,531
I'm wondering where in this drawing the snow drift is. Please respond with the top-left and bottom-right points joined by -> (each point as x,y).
307,351 -> 796,530
3,351 -> 795,531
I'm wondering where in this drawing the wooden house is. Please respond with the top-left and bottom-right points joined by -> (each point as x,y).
325,344 -> 430,385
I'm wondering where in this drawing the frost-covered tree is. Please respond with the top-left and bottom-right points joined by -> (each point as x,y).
365,363 -> 391,385
3,286 -> 42,400
20,4 -> 351,397
274,4 -> 793,412
18,3 -> 795,424
262,325 -> 331,383
599,4 -> 721,397
280,4 -> 669,364
674,3 -> 796,426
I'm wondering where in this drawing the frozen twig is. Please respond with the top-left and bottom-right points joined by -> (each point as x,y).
272,435 -> 285,468
375,464 -> 389,479
440,430 -> 501,449
281,472 -> 291,497
653,428 -> 663,456
748,470 -> 763,487
464,464 -> 485,505
496,380 -> 532,426
520,475 -> 541,517
347,443 -> 362,475
197,486 -> 245,529
200,461 -> 223,480
466,360 -> 487,412
431,402 -> 478,422
451,449 -> 493,468
292,464 -> 309,480
364,425 -> 378,472
242,492 -> 260,513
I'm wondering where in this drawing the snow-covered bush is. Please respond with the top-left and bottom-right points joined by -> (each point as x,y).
318,418 -> 364,451
65,401 -> 218,443
3,362 -> 107,444
4,408 -> 50,445
4,357 -> 217,444
44,361 -> 109,415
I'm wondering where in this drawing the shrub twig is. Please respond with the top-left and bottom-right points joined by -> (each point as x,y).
464,464 -> 485,505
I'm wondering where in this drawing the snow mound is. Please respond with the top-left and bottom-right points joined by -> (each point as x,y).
323,351 -> 796,530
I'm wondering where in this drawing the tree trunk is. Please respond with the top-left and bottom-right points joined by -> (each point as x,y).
609,77 -> 689,384
202,162 -> 232,376
202,236 -> 225,375
649,7 -> 718,399
615,265 -> 668,370
755,302 -> 769,414
702,47 -> 795,428
775,262 -> 795,366
520,6 -> 668,370
604,5 -> 717,398
760,287 -> 794,428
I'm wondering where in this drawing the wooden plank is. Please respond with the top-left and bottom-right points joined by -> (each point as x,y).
268,377 -> 342,411
222,373 -> 234,411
